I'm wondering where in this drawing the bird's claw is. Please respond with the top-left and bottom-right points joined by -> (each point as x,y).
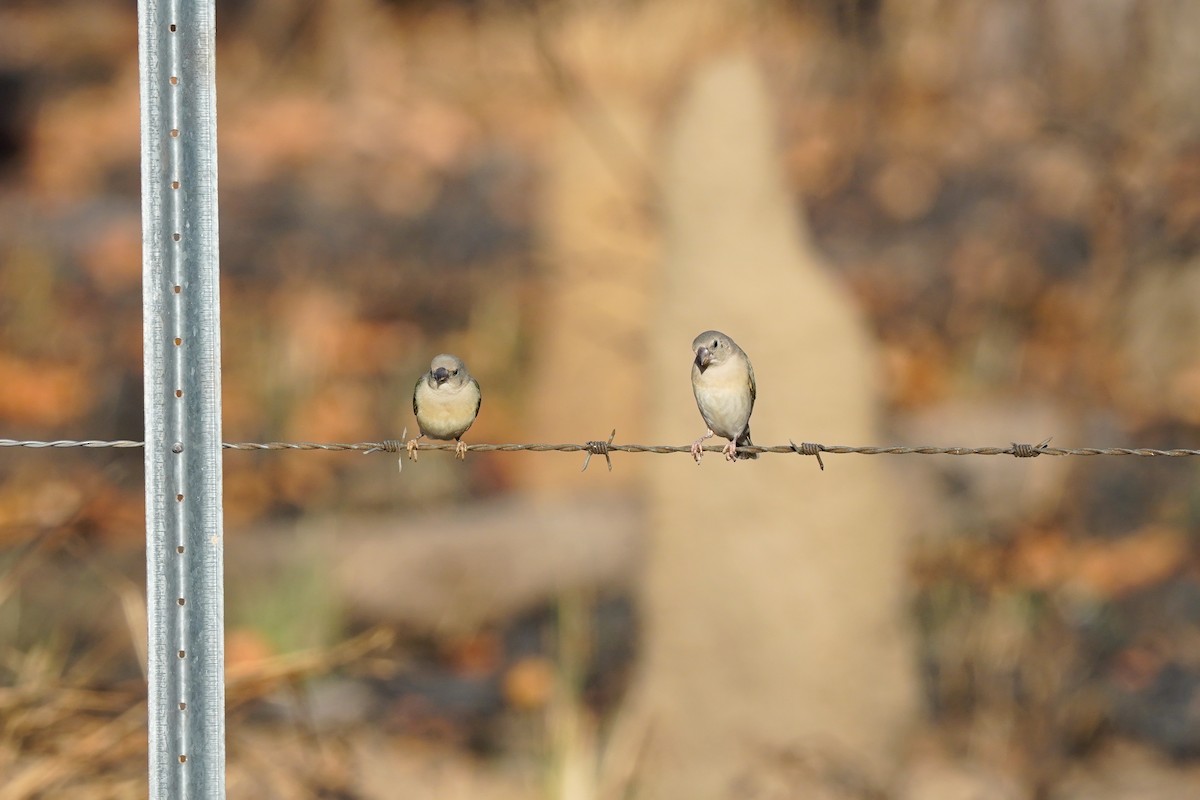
455,440 -> 468,460
405,438 -> 420,461
690,440 -> 705,465
723,441 -> 738,462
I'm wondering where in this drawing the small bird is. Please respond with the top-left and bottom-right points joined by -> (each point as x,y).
409,354 -> 481,460
690,330 -> 757,463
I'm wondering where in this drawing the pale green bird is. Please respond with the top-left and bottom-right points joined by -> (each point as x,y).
410,353 -> 481,460
690,330 -> 757,463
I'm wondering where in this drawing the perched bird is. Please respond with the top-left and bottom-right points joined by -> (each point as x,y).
410,354 -> 481,460
689,330 -> 757,463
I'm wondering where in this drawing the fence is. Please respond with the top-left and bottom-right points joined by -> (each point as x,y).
0,2 -> 1193,798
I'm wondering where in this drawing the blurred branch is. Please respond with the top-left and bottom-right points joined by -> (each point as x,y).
226,626 -> 398,711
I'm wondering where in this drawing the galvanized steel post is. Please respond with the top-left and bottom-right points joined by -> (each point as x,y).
138,1 -> 226,797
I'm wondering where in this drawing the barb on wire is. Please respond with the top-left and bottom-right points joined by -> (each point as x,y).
582,429 -> 617,472
1010,436 -> 1053,458
6,437 -> 1200,471
790,440 -> 826,471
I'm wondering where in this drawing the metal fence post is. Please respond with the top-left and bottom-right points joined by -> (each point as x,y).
138,1 -> 225,797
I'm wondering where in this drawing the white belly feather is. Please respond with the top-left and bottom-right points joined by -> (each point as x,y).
416,381 -> 479,439
692,361 -> 752,441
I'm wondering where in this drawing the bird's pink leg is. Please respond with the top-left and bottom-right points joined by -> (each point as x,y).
406,433 -> 425,461
455,439 -> 468,460
722,441 -> 738,462
691,429 -> 714,464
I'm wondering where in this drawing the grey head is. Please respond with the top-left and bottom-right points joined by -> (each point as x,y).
427,353 -> 470,388
691,330 -> 741,372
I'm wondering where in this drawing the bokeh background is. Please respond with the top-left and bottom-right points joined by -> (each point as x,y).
5,0 -> 1200,797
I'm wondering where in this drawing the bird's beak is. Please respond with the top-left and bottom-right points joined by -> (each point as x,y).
694,347 -> 712,368
433,367 -> 450,384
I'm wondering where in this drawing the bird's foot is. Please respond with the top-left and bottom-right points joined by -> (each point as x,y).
455,440 -> 468,460
723,441 -> 738,462
405,437 -> 421,462
691,430 -> 714,465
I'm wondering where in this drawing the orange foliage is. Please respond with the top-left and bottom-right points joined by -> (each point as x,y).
0,355 -> 92,427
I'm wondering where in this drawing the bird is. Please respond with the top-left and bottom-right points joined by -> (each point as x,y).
689,330 -> 757,463
409,353 -> 481,460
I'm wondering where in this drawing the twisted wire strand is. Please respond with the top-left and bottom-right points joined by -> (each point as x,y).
4,437 -> 1200,461
0,439 -> 146,449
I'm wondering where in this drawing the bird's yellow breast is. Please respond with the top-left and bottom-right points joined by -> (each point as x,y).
415,381 -> 479,440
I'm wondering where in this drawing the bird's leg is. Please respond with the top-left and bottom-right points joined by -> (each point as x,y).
455,439 -> 468,460
722,441 -> 738,462
690,429 -> 714,465
405,433 -> 425,461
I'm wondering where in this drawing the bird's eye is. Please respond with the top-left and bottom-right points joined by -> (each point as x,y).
712,339 -> 719,348
450,369 -> 458,376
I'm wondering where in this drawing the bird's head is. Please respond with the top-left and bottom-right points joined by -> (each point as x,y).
692,330 -> 732,371
429,354 -> 468,388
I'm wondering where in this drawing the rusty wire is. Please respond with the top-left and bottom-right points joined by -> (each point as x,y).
4,434 -> 1200,471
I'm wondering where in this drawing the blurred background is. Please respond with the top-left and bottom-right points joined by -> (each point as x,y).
4,0 -> 1200,797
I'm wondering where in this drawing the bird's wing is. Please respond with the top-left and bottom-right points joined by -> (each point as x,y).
746,355 -> 757,409
471,377 -> 482,418
412,375 -> 423,418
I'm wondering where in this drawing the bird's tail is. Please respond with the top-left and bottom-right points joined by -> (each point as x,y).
736,426 -> 758,460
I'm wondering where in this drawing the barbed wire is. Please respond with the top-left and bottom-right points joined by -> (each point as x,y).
0,439 -> 147,449
5,433 -> 1200,471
